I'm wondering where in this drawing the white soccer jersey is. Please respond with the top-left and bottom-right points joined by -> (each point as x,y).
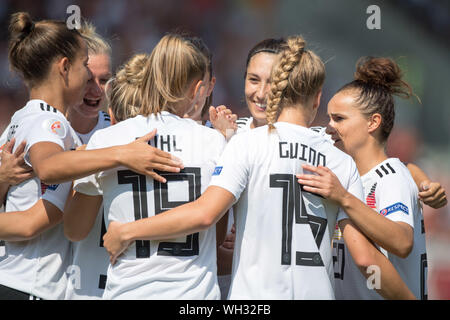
235,117 -> 253,133
209,122 -> 363,300
0,99 -> 81,300
42,110 -> 111,299
333,158 -> 427,300
74,112 -> 226,300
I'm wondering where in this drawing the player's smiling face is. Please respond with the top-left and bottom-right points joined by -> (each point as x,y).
77,53 -> 111,119
245,52 -> 277,127
326,91 -> 369,156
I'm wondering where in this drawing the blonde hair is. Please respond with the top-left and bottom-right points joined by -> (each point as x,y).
140,33 -> 208,116
266,36 -> 325,130
107,53 -> 149,122
79,21 -> 111,58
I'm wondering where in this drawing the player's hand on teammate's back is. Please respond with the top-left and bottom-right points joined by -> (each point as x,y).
119,129 -> 184,183
103,221 -> 131,265
0,138 -> 35,185
296,164 -> 348,203
419,180 -> 447,209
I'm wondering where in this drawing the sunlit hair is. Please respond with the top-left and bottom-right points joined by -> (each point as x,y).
140,33 -> 208,116
337,57 -> 416,142
107,53 -> 149,122
266,35 -> 325,131
79,21 -> 112,58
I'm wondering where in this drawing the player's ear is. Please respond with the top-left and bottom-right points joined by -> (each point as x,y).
367,113 -> 382,133
192,79 -> 205,100
57,57 -> 71,83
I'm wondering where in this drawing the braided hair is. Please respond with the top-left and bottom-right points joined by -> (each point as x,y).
266,36 -> 325,131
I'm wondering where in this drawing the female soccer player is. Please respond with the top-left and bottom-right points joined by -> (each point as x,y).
298,57 -> 431,299
103,36 -> 416,300
0,12 -> 181,300
235,38 -> 286,132
67,33 -> 227,299
45,22 -> 114,300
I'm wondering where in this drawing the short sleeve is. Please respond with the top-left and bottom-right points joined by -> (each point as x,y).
24,115 -> 70,166
337,159 -> 364,222
209,133 -> 249,202
42,182 -> 72,212
376,175 -> 414,228
72,131 -> 103,196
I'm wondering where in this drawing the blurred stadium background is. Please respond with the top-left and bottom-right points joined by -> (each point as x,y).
0,0 -> 449,299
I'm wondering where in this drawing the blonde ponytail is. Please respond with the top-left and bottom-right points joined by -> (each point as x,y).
140,33 -> 208,116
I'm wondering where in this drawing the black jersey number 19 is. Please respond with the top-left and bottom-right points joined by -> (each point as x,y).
270,174 -> 327,266
117,168 -> 201,259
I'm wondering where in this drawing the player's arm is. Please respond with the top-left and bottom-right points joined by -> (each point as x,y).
64,191 -> 102,242
103,186 -> 235,264
406,163 -> 447,209
29,129 -> 184,185
298,164 -> 413,258
0,199 -> 63,241
339,219 -> 416,299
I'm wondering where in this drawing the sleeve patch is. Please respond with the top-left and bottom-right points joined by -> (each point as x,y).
379,202 -> 409,217
213,166 -> 223,176
43,119 -> 66,138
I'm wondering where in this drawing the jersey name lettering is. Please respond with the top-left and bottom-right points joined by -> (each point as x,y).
279,141 -> 326,167
148,134 -> 182,152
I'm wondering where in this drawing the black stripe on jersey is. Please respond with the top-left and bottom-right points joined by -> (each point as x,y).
386,163 -> 396,174
375,163 -> 397,178
40,103 -> 57,113
102,111 -> 111,122
236,117 -> 250,123
0,240 -> 4,247
375,169 -> 383,178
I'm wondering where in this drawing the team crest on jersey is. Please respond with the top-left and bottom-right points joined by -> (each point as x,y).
213,166 -> 223,176
43,119 -> 66,138
379,202 -> 409,217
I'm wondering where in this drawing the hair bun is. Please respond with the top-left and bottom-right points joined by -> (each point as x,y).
116,53 -> 149,87
354,56 -> 412,98
9,12 -> 34,41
